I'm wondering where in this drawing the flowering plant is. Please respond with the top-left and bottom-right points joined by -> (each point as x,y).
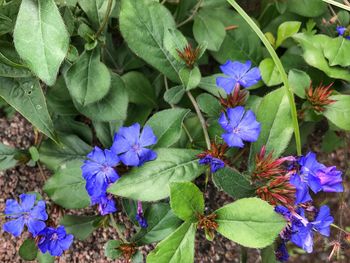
0,0 -> 349,262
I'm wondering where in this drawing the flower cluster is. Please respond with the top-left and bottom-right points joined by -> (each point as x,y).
2,193 -> 73,257
305,83 -> 336,112
198,60 -> 261,173
81,123 -> 157,226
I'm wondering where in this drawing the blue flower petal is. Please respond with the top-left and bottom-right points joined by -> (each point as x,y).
139,125 -> 157,147
20,193 -> 36,211
4,199 -> 22,216
138,148 -> 157,166
111,134 -> 131,154
27,218 -> 46,237
222,133 -> 244,148
30,201 -> 48,221
3,216 -> 25,237
120,150 -> 140,166
118,123 -> 141,145
216,76 -> 236,94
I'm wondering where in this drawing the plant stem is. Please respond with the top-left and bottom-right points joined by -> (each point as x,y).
331,223 -> 349,234
109,214 -> 127,243
322,0 -> 350,11
177,0 -> 203,28
186,91 -> 211,150
227,0 -> 302,156
95,0 -> 113,39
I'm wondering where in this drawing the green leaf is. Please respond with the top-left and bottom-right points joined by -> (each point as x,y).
29,146 -> 39,162
19,239 -> 38,261
0,77 -> 57,142
0,143 -> 21,170
43,160 -> 90,209
119,0 -> 180,82
196,93 -> 221,117
287,0 -> 327,17
179,66 -> 201,91
170,182 -> 204,222
74,73 -> 128,122
0,42 -> 31,77
323,95 -> 350,131
259,58 -> 282,86
199,74 -> 226,98
215,198 -> 286,248
288,69 -> 310,99
321,130 -> 345,153
250,88 -> 294,163
60,215 -> 101,240
147,222 -> 196,263
65,49 -> 111,106
193,10 -> 226,52
163,28 -> 188,62
37,252 -> 55,263
292,33 -> 350,82
39,134 -> 92,170
13,0 -> 69,85
104,240 -> 122,260
275,21 -> 301,48
145,108 -> 190,148
323,36 -> 350,67
122,71 -> 157,107
212,167 -> 255,199
78,0 -> 114,30
132,203 -> 182,245
108,148 -> 205,201
164,85 -> 185,105
261,245 -> 278,263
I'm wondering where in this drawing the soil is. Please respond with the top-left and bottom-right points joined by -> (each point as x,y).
0,114 -> 349,263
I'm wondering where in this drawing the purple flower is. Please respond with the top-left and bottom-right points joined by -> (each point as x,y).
198,154 -> 225,173
91,194 -> 117,216
291,222 -> 314,253
135,201 -> 148,228
290,173 -> 313,204
316,166 -> 343,193
312,205 -> 333,237
3,194 -> 48,237
336,26 -> 350,40
216,60 -> 261,94
275,242 -> 289,262
81,147 -> 120,198
219,106 -> 260,148
111,123 -> 157,167
38,226 -> 73,257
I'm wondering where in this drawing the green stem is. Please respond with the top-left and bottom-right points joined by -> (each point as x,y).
109,214 -> 127,243
322,0 -> 350,11
331,223 -> 348,233
186,91 -> 211,150
227,0 -> 302,156
94,0 -> 113,39
177,0 -> 203,28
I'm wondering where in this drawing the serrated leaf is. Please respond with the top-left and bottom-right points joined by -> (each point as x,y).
0,77 -> 57,142
108,148 -> 205,201
19,239 -> 38,261
215,198 -> 286,248
193,10 -> 226,52
39,134 -> 92,170
119,0 -> 180,82
60,215 -> 101,240
170,182 -> 204,222
323,95 -> 350,131
275,21 -> 301,48
250,88 -> 294,164
73,73 -> 128,122
122,71 -> 157,107
132,203 -> 182,245
145,108 -> 190,148
44,160 -> 90,209
65,49 -> 111,106
13,0 -> 69,85
147,222 -> 196,263
212,167 -> 255,199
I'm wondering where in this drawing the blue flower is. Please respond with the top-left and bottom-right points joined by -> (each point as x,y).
291,222 -> 314,253
219,106 -> 260,148
312,205 -> 333,237
111,123 -> 157,167
216,60 -> 261,94
290,173 -> 313,204
316,166 -> 343,193
336,26 -> 350,40
198,154 -> 225,173
81,147 -> 120,198
91,194 -> 117,216
136,201 -> 148,228
3,194 -> 47,237
38,226 -> 73,257
275,242 -> 289,262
